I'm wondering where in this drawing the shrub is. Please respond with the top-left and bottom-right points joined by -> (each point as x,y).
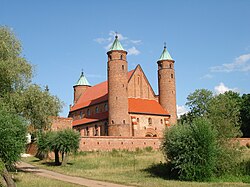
162,118 -> 217,181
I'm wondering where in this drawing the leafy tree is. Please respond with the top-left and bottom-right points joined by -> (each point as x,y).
0,104 -> 27,187
0,26 -> 63,185
162,118 -> 217,181
240,94 -> 250,137
208,91 -> 242,138
37,129 -> 80,166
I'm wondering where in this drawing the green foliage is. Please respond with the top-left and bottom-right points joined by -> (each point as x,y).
37,129 -> 80,165
0,26 -> 32,96
208,91 -> 242,138
162,118 -> 217,181
240,94 -> 250,137
186,89 -> 213,118
0,104 -> 27,168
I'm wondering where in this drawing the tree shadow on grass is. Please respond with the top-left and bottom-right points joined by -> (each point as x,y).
143,162 -> 178,180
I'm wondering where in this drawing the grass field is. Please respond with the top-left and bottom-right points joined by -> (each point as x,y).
22,149 -> 250,187
12,171 -> 82,187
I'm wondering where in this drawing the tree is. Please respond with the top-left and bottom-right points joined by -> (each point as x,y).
208,91 -> 242,138
181,89 -> 213,123
0,26 -> 63,185
0,104 -> 27,187
37,129 -> 80,166
162,118 -> 217,181
240,94 -> 250,137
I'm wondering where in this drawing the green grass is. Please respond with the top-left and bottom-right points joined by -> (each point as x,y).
22,149 -> 250,187
12,171 -> 82,187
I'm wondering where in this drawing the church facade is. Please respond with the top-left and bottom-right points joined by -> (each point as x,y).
68,36 -> 177,138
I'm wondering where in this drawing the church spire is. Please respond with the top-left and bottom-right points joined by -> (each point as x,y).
158,43 -> 173,61
108,33 -> 125,51
75,70 -> 91,86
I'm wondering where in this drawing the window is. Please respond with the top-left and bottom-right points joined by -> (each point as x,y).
112,120 -> 114,124
94,125 -> 98,136
137,118 -> 139,123
160,119 -> 163,124
104,103 -> 108,111
80,111 -> 83,119
171,74 -> 174,78
95,107 -> 99,113
122,65 -> 124,70
87,109 -> 90,116
109,55 -> 112,60
170,64 -> 172,68
148,118 -> 152,125
123,120 -> 125,124
120,54 -> 123,60
86,127 -> 89,136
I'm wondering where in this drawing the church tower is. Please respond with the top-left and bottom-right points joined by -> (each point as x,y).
107,35 -> 130,136
157,45 -> 177,124
73,71 -> 91,104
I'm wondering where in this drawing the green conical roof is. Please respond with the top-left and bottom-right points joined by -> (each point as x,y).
158,46 -> 173,61
75,71 -> 91,86
108,35 -> 125,51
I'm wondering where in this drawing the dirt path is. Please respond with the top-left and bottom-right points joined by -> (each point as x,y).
16,162 -> 134,187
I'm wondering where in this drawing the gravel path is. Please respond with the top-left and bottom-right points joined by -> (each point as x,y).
16,162 -> 134,187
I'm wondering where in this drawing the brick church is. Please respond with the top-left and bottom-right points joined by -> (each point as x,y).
68,35 -> 177,138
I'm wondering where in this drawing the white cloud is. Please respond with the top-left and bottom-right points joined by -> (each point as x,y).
214,82 -> 239,95
94,31 -> 142,56
177,105 -> 189,118
200,74 -> 213,79
210,53 -> 250,72
127,47 -> 140,56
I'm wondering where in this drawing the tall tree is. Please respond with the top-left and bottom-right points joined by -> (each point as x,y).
240,94 -> 250,137
208,91 -> 242,138
0,26 -> 63,185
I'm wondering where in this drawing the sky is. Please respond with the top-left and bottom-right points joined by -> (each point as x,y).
1,0 -> 250,117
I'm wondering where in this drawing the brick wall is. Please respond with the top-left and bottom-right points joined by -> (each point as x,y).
79,136 -> 163,151
50,116 -> 73,131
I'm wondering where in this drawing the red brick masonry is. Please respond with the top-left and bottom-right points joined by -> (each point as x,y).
79,136 -> 163,151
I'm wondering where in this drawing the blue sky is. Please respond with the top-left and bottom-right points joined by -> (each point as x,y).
1,0 -> 250,117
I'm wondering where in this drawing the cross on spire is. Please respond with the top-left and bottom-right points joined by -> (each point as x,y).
164,42 -> 166,49
115,31 -> 118,39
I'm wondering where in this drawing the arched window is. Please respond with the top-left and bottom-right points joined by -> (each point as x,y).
137,118 -> 139,123
112,120 -> 114,124
148,118 -> 152,125
171,74 -> 174,78
87,109 -> 90,116
120,54 -> 123,60
86,127 -> 89,136
123,120 -> 125,124
104,103 -> 108,111
122,65 -> 124,70
95,107 -> 99,113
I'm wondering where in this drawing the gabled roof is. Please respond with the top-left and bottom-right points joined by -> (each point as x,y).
128,98 -> 169,116
70,70 -> 135,112
158,46 -> 173,61
75,72 -> 91,86
108,36 -> 125,52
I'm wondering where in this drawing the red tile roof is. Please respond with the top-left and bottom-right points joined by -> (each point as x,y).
72,112 -> 108,127
128,98 -> 169,116
70,70 -> 135,112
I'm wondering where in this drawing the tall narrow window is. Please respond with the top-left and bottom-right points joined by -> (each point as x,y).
120,54 -> 123,60
104,103 -> 108,111
95,107 -> 99,113
171,74 -> 174,78
122,65 -> 124,70
148,118 -> 152,125
94,125 -> 98,136
170,64 -> 172,68
86,127 -> 89,136
87,109 -> 90,116
80,111 -> 83,119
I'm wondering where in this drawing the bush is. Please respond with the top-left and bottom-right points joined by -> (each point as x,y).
162,118 -> 217,181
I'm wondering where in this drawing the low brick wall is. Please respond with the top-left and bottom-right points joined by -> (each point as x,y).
79,136 -> 163,151
234,138 -> 250,146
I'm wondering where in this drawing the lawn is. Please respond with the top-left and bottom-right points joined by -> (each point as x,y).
11,171 -> 82,187
22,149 -> 250,187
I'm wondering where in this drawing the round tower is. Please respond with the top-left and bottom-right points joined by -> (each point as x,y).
157,45 -> 177,124
73,71 -> 91,104
107,35 -> 130,136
